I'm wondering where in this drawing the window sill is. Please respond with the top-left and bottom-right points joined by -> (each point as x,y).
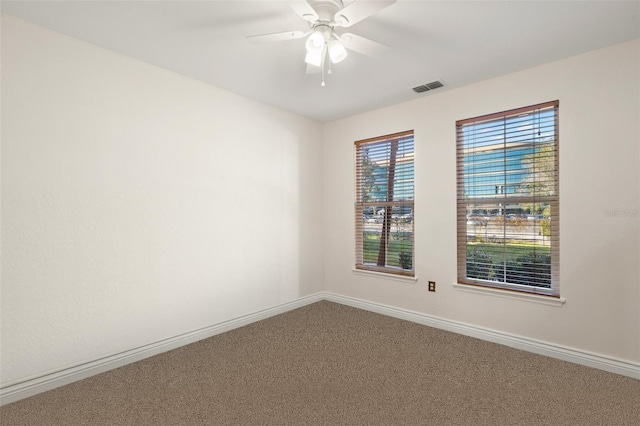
453,283 -> 565,307
353,269 -> 418,283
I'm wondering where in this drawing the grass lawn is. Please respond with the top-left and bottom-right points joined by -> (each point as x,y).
468,242 -> 550,264
362,233 -> 550,272
363,232 -> 411,268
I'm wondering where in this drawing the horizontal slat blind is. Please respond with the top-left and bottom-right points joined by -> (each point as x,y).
456,101 -> 559,296
355,130 -> 414,276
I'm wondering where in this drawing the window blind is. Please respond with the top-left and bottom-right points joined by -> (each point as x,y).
355,130 -> 414,277
456,101 -> 559,296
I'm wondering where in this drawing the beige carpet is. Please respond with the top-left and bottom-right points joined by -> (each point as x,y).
1,301 -> 638,425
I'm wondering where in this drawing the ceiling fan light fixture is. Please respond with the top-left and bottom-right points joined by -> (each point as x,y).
305,30 -> 325,52
305,49 -> 323,67
328,39 -> 348,64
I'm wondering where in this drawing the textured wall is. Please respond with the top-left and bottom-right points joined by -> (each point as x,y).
1,15 -> 323,384
323,39 -> 640,363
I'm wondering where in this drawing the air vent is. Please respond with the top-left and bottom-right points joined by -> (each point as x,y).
426,81 -> 444,90
412,80 -> 444,94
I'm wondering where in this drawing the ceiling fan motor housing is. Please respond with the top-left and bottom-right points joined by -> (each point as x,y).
309,0 -> 345,24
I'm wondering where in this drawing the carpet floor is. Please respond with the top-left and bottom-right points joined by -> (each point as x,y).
1,301 -> 639,425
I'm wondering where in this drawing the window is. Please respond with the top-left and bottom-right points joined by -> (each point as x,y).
355,130 -> 414,277
456,101 -> 559,296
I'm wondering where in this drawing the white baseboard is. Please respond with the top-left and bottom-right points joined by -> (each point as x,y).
0,293 -> 324,406
2,291 -> 638,406
322,292 -> 640,380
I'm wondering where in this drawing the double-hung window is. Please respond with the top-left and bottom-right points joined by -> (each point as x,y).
355,131 -> 414,277
456,101 -> 559,296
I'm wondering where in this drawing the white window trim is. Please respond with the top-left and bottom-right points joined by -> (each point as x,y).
353,268 -> 418,283
453,282 -> 565,307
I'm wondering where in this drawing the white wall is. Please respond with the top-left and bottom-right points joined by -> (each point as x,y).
2,13 -> 638,391
1,15 -> 323,384
323,39 -> 640,363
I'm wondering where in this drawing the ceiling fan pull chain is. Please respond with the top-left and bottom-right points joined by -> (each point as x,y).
321,42 -> 327,86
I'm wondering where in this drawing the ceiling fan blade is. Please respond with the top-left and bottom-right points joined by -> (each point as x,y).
339,33 -> 389,57
246,30 -> 309,44
334,0 -> 396,28
306,63 -> 322,74
289,1 -> 319,22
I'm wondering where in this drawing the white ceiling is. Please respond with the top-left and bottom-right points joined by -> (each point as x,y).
2,0 -> 639,123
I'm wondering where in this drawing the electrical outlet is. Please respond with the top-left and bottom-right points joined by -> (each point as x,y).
428,281 -> 436,292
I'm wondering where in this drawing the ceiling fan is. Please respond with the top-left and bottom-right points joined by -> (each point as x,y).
246,0 -> 396,86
